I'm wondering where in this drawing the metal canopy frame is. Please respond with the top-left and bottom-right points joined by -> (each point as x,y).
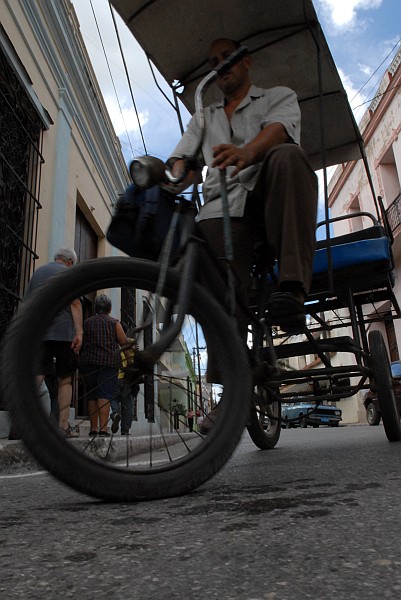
111,0 -> 383,293
110,0 -> 366,172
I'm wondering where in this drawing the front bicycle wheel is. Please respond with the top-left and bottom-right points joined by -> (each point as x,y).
1,257 -> 251,501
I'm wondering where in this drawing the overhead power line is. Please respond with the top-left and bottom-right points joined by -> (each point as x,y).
350,38 -> 401,104
352,81 -> 401,112
107,0 -> 147,155
89,0 -> 136,160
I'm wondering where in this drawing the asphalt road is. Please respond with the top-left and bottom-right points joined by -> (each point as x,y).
1,424 -> 401,600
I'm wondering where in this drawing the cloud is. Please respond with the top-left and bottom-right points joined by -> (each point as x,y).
104,96 -> 149,135
319,0 -> 383,28
337,67 -> 368,121
358,63 -> 373,77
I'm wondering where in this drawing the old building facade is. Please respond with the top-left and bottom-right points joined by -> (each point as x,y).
0,0 -> 197,436
324,47 -> 401,422
0,0 -> 130,338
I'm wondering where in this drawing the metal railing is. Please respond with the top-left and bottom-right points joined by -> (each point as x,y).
386,191 -> 401,234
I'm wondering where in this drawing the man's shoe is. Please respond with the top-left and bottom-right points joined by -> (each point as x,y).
267,290 -> 306,334
199,404 -> 221,435
111,412 -> 121,434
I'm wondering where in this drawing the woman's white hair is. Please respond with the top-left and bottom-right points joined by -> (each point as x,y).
54,247 -> 77,264
95,294 -> 112,314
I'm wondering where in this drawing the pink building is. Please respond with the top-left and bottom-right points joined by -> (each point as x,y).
327,47 -> 401,421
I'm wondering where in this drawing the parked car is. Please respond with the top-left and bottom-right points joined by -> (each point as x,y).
281,402 -> 342,428
363,361 -> 401,426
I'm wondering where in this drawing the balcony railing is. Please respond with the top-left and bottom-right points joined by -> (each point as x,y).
386,192 -> 401,233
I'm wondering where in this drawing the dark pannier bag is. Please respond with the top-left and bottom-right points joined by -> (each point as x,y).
106,184 -> 183,260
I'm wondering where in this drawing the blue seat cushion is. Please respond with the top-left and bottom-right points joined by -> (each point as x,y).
313,236 -> 391,275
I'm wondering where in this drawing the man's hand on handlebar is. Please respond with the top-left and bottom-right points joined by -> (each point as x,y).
211,123 -> 290,177
161,158 -> 200,194
169,158 -> 187,181
212,143 -> 253,177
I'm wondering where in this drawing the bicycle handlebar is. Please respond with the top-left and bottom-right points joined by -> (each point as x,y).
165,46 -> 249,184
132,46 -> 249,187
213,45 -> 249,77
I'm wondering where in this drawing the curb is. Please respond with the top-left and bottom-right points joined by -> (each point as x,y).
0,440 -> 41,473
0,425 -> 366,475
0,433 -> 195,474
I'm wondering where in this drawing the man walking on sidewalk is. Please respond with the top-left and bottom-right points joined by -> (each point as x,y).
25,247 -> 83,436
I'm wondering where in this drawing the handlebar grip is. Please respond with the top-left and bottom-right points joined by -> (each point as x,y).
214,46 -> 249,76
165,157 -> 198,185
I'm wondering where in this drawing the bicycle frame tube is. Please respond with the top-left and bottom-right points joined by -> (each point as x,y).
139,238 -> 200,364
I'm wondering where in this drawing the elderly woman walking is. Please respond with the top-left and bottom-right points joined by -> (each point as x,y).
79,294 -> 128,437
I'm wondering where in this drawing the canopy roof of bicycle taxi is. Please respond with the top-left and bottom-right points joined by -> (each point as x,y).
110,0 -> 366,172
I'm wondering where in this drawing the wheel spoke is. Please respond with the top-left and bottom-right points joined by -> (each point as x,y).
1,257 -> 250,500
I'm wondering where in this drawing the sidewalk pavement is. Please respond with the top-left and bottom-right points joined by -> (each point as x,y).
0,426 -> 195,475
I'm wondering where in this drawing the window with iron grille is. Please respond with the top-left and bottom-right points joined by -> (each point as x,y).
0,47 -> 44,339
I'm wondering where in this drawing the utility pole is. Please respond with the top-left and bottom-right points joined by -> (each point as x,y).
193,321 -> 206,417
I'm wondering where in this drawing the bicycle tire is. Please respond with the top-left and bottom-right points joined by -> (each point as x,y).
1,257 -> 251,501
246,388 -> 281,449
368,329 -> 401,442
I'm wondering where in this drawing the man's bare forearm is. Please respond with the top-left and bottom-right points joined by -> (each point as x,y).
70,298 -> 83,352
